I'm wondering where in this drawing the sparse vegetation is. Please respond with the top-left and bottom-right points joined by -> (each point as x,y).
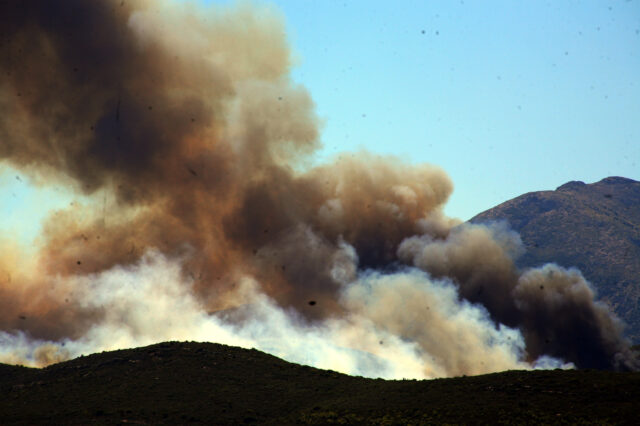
1,341 -> 638,424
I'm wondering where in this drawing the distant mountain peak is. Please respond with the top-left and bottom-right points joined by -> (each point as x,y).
471,176 -> 640,343
556,176 -> 638,192
597,176 -> 638,185
556,180 -> 586,191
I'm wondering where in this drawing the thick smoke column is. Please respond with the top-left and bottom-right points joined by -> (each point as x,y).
0,0 -> 636,376
398,224 -> 637,370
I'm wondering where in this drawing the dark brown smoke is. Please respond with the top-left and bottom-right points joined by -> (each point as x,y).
0,0 -> 450,339
398,222 -> 639,370
0,0 -> 636,374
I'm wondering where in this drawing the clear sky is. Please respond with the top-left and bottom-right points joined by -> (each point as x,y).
1,0 -> 639,246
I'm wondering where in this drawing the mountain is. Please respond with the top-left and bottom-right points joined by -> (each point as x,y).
471,177 -> 640,342
1,341 -> 638,425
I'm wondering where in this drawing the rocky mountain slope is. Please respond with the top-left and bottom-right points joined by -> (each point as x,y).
471,177 -> 640,342
1,341 -> 638,425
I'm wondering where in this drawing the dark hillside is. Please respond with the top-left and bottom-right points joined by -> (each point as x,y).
1,341 -> 639,424
471,177 -> 640,342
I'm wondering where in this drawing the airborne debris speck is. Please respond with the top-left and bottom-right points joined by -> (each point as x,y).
186,166 -> 198,177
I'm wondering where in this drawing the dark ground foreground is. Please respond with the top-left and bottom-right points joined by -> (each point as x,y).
1,342 -> 638,425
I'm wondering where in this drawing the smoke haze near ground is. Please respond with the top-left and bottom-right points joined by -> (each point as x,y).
0,0 -> 637,377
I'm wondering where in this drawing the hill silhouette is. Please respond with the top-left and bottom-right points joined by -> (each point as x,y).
471,177 -> 640,343
1,341 -> 639,425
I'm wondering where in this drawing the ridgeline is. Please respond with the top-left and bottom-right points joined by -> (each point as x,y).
471,177 -> 640,342
1,341 -> 639,425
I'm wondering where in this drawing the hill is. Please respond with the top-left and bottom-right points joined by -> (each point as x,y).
471,177 -> 640,342
1,341 -> 639,425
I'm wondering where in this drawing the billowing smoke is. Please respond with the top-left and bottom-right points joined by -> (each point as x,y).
0,0 -> 636,377
398,224 -> 636,370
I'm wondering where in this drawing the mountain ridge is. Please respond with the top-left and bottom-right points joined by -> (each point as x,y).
471,176 -> 640,342
1,341 -> 638,424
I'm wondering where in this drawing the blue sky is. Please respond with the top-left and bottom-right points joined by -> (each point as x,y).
1,0 -> 639,245
259,0 -> 640,219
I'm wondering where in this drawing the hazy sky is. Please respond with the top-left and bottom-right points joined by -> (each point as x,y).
1,0 -> 638,245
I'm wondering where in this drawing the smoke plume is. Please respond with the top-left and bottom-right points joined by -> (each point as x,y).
0,0 -> 636,377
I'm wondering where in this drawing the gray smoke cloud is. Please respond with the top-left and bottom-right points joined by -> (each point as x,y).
0,0 -> 636,376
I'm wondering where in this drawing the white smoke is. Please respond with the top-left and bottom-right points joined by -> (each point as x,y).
0,249 -> 570,378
